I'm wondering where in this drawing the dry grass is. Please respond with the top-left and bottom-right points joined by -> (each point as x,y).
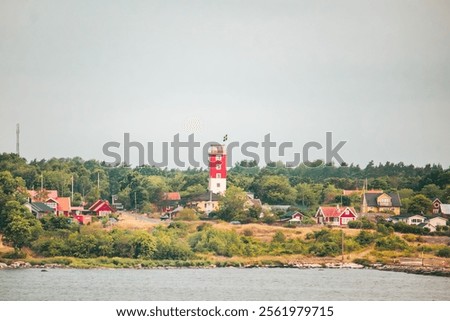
0,235 -> 13,253
213,222 -> 362,242
114,213 -> 159,230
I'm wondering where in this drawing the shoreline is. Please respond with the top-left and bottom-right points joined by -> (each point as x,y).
1,260 -> 449,277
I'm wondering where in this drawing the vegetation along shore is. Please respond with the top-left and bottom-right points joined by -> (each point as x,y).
0,154 -> 449,277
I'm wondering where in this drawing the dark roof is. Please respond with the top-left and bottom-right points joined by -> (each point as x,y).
281,211 -> 304,219
31,202 -> 54,213
364,192 -> 402,207
188,192 -> 221,202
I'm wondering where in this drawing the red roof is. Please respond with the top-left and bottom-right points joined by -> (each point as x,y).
56,197 -> 71,212
317,206 -> 357,218
163,192 -> 181,201
27,189 -> 59,201
89,200 -> 104,211
89,200 -> 115,213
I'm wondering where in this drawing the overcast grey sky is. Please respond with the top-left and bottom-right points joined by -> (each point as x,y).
1,0 -> 449,168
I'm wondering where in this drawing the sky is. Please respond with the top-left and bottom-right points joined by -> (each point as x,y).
1,0 -> 449,168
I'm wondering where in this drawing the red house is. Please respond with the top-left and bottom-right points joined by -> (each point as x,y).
56,197 -> 71,217
315,205 -> 357,226
161,192 -> 181,212
89,200 -> 116,217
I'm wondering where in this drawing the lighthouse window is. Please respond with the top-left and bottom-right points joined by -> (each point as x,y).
216,155 -> 221,160
216,164 -> 221,170
216,173 -> 221,178
217,183 -> 220,188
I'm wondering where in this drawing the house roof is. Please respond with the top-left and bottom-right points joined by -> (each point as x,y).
27,189 -> 59,201
89,200 -> 104,211
316,206 -> 357,218
428,216 -> 447,223
89,200 -> 115,212
433,198 -> 442,204
30,202 -> 54,213
281,211 -> 304,219
364,192 -> 402,207
163,192 -> 181,201
343,189 -> 383,196
440,204 -> 450,215
188,192 -> 221,202
56,197 -> 71,212
249,198 -> 262,207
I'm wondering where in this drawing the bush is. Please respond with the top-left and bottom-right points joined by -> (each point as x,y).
348,220 -> 362,229
272,231 -> 286,243
353,258 -> 373,266
436,247 -> 450,258
309,242 -> 340,257
355,230 -> 376,246
174,209 -> 199,221
1,250 -> 27,259
375,235 -> 410,251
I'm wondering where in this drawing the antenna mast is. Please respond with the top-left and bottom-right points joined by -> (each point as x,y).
16,123 -> 20,156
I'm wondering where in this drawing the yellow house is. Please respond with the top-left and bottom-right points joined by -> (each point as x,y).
361,192 -> 402,215
186,192 -> 220,214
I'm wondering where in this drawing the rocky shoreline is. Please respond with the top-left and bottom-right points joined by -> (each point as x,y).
1,260 -> 449,277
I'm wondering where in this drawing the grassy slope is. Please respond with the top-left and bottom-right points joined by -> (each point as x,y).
1,213 -> 449,268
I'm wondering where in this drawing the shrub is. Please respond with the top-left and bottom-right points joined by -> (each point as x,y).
309,242 -> 340,257
355,230 -> 376,246
272,231 -> 286,243
436,247 -> 450,258
375,235 -> 410,251
173,209 -> 199,221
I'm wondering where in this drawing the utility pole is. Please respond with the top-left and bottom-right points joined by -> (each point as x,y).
41,173 -> 44,191
71,176 -> 74,202
134,192 -> 137,211
341,230 -> 345,263
97,172 -> 100,191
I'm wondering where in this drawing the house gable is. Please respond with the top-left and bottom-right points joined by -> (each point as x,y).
376,193 -> 392,207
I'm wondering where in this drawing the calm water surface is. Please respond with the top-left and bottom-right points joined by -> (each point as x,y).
0,268 -> 449,301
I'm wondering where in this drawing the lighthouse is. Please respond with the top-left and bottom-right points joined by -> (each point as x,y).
208,144 -> 227,195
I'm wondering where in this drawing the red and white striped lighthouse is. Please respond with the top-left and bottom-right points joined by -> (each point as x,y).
208,144 -> 227,195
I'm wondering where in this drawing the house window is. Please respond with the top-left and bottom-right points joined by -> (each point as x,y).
216,173 -> 221,178
217,183 -> 220,188
378,197 -> 392,207
216,164 -> 221,170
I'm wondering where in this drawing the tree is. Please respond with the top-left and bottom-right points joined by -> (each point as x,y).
2,201 -> 42,250
218,186 -> 247,221
334,195 -> 351,206
253,175 -> 296,204
0,171 -> 29,231
321,184 -> 341,204
407,194 -> 432,214
420,184 -> 442,200
295,183 -> 322,207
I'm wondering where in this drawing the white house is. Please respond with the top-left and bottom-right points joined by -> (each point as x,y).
391,214 -> 426,225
